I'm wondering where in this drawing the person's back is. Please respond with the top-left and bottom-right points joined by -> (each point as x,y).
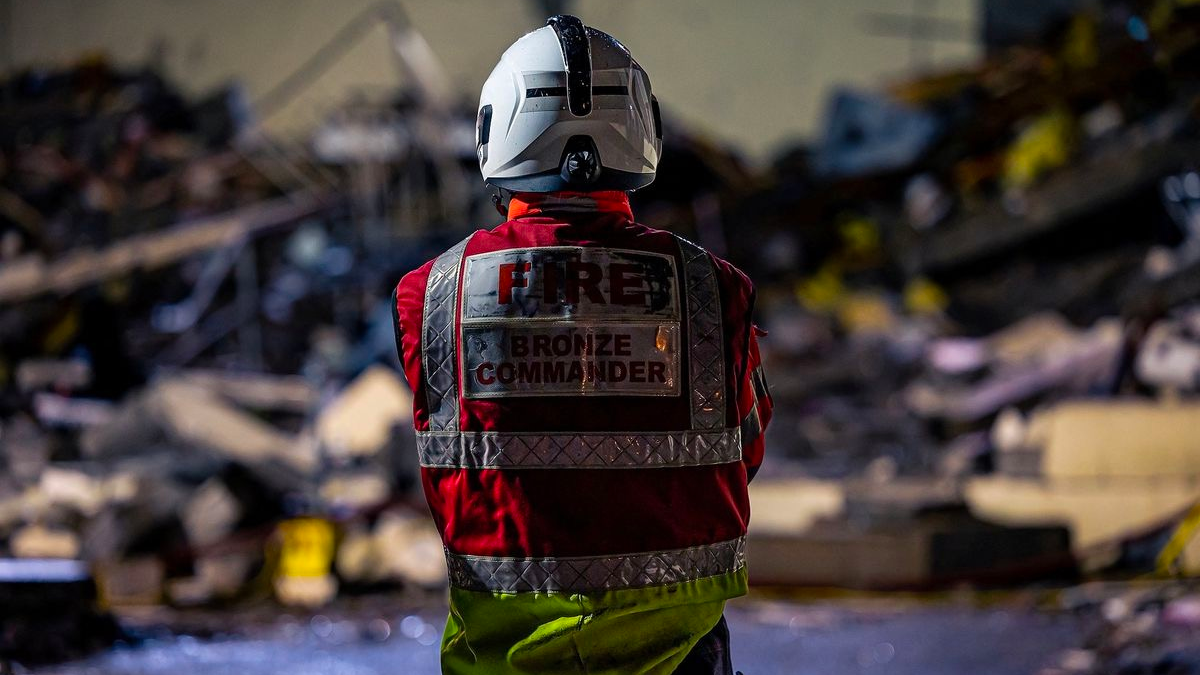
392,16 -> 772,674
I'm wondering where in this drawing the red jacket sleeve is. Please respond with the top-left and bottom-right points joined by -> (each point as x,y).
711,253 -> 770,483
393,260 -> 436,432
739,325 -> 772,481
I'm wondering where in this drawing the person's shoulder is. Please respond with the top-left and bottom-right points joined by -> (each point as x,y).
394,231 -> 480,306
663,231 -> 754,294
710,250 -> 754,293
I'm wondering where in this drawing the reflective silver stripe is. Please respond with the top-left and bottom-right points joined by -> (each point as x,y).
417,428 -> 741,469
421,236 -> 470,431
751,364 -> 770,403
446,537 -> 746,594
678,237 -> 725,431
740,400 -> 763,448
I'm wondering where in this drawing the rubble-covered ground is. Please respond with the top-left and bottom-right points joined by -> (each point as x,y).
31,592 -> 1086,675
29,581 -> 1200,675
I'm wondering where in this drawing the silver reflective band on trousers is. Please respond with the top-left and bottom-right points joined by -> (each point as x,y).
417,428 -> 742,469
445,537 -> 746,594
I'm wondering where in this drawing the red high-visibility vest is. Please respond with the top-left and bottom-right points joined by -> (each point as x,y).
393,191 -> 771,674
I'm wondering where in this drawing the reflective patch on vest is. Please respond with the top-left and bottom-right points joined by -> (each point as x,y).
461,247 -> 679,321
677,237 -> 726,431
415,428 -> 740,469
422,236 -> 470,432
445,536 -> 746,594
459,247 -> 681,399
462,324 -> 680,398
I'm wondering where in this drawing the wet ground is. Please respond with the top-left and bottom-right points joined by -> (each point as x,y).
33,592 -> 1085,675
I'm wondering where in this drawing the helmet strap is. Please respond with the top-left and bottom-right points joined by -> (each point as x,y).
491,188 -> 510,218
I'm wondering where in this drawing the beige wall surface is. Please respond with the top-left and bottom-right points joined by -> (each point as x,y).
4,0 -> 980,159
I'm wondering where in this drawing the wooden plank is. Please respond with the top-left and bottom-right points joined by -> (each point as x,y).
0,191 -> 334,305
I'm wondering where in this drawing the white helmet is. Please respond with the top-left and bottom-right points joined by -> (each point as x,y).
476,15 -> 662,193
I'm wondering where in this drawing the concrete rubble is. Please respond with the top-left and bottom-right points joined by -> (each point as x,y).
1045,582 -> 1200,674
0,365 -> 432,623
5,2 -> 1200,670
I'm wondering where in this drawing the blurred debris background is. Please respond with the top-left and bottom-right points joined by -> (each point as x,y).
4,0 -> 1200,673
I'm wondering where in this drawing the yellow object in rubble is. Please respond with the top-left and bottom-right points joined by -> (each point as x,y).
795,264 -> 846,312
1061,13 -> 1099,70
904,277 -> 950,316
837,216 -> 883,263
273,517 -> 338,607
1157,501 -> 1200,576
277,517 -> 336,578
1003,107 -> 1078,189
41,306 -> 80,355
836,292 -> 897,335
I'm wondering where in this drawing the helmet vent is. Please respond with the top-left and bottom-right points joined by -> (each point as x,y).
546,15 -> 592,116
525,86 -> 568,98
560,135 -> 601,186
476,104 -> 492,164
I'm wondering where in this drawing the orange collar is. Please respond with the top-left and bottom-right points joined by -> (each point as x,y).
507,191 -> 633,221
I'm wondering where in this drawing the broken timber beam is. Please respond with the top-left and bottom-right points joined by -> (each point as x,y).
0,191 -> 336,305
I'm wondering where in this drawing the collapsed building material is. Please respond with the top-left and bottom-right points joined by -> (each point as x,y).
907,315 -> 1123,422
94,557 -> 165,606
10,525 -> 81,559
813,89 -> 943,178
198,552 -> 258,599
748,509 -> 1073,590
1136,308 -> 1200,392
166,552 -> 258,606
14,359 -> 91,393
181,478 -> 242,549
746,479 -> 846,536
179,369 -> 319,413
336,509 -> 445,588
747,474 -> 1074,589
1018,400 -> 1200,479
0,192 -> 334,305
968,400 -> 1200,570
0,558 -> 122,666
843,476 -> 963,521
0,416 -> 51,485
82,378 -> 317,475
319,472 -> 391,510
898,139 -> 1200,276
315,365 -> 413,458
38,466 -> 108,517
32,393 -> 115,428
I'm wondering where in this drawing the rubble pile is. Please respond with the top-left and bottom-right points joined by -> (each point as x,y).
0,365 -> 439,608
726,3 -> 1200,592
4,0 -> 1200,649
1047,582 -> 1200,674
0,52 -> 482,620
738,2 -> 1200,484
0,56 -> 272,267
